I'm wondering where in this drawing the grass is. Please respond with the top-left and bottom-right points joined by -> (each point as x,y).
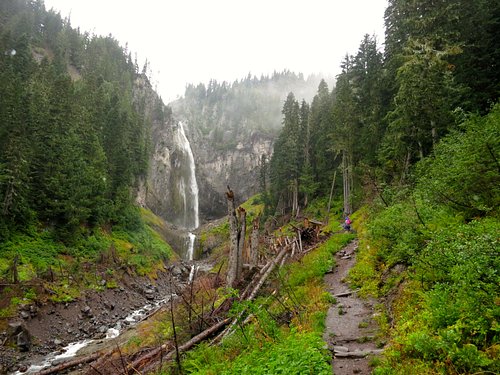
0,207 -> 176,308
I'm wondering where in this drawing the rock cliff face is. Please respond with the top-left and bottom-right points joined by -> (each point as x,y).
133,76 -> 177,222
134,76 -> 273,227
188,125 -> 274,221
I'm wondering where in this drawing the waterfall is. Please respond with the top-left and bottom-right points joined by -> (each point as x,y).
187,232 -> 196,261
173,121 -> 199,230
173,121 -> 199,260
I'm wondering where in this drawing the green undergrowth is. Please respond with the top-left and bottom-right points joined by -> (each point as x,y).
174,232 -> 354,375
0,207 -> 175,308
349,202 -> 500,374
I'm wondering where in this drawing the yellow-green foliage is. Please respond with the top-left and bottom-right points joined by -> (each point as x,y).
347,206 -> 383,297
140,207 -> 165,227
0,207 -> 176,308
240,194 -> 265,219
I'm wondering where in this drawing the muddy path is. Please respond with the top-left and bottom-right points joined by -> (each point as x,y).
323,239 -> 383,375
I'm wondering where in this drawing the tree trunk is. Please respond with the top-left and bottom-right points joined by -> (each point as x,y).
342,151 -> 352,215
326,170 -> 337,224
249,217 -> 260,268
236,206 -> 246,281
11,255 -> 19,284
293,179 -> 299,217
226,186 -> 239,287
226,186 -> 246,287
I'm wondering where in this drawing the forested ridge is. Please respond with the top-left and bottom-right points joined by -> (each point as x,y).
263,0 -> 499,373
173,71 -> 329,150
0,0 -> 174,292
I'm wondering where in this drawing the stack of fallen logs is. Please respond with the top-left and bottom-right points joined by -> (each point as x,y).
132,236 -> 297,374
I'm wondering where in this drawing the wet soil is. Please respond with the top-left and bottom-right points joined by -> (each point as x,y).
323,240 -> 383,375
0,261 -> 195,374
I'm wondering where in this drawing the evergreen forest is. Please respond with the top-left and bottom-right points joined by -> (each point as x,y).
0,0 -> 175,292
175,71 -> 329,144
262,0 -> 499,373
0,0 -> 499,374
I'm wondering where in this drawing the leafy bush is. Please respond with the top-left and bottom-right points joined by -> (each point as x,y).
365,203 -> 425,266
366,210 -> 499,373
223,331 -> 331,375
181,232 -> 354,374
415,104 -> 500,219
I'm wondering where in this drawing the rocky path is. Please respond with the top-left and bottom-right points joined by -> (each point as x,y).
323,240 -> 383,375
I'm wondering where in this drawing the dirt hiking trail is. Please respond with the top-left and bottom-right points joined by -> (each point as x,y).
323,239 -> 383,375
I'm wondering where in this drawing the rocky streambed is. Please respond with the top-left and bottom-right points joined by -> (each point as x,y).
0,261 -> 207,375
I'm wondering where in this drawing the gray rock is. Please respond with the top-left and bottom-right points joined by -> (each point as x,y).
82,305 -> 92,315
29,305 -> 38,317
16,330 -> 31,352
171,266 -> 182,276
333,345 -> 349,352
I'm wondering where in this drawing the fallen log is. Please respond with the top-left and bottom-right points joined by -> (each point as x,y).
214,244 -> 290,342
37,352 -> 101,375
333,289 -> 360,298
127,317 -> 231,374
247,244 -> 288,301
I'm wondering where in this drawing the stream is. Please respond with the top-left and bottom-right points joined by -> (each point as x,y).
12,120 -> 203,374
12,259 -> 214,375
13,294 -> 174,375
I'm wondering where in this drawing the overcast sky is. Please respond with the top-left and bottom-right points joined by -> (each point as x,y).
43,0 -> 388,103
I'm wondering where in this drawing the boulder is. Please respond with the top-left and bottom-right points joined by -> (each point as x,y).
16,329 -> 31,352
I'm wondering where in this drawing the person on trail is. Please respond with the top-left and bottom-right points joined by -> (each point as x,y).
344,216 -> 351,231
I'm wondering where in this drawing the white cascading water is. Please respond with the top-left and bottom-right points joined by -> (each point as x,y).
174,122 -> 199,260
187,232 -> 196,261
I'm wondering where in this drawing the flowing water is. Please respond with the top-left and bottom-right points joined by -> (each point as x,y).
13,296 -> 174,374
173,121 -> 199,231
11,122 -> 202,374
172,121 -> 200,260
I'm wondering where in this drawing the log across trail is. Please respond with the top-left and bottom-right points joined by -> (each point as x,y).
323,240 -> 384,374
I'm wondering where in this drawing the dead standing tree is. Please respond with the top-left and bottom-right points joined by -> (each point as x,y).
249,216 -> 260,268
226,186 -> 246,287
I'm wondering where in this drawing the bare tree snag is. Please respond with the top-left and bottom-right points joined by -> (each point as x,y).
237,206 -> 246,280
226,186 -> 246,287
249,216 -> 260,268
